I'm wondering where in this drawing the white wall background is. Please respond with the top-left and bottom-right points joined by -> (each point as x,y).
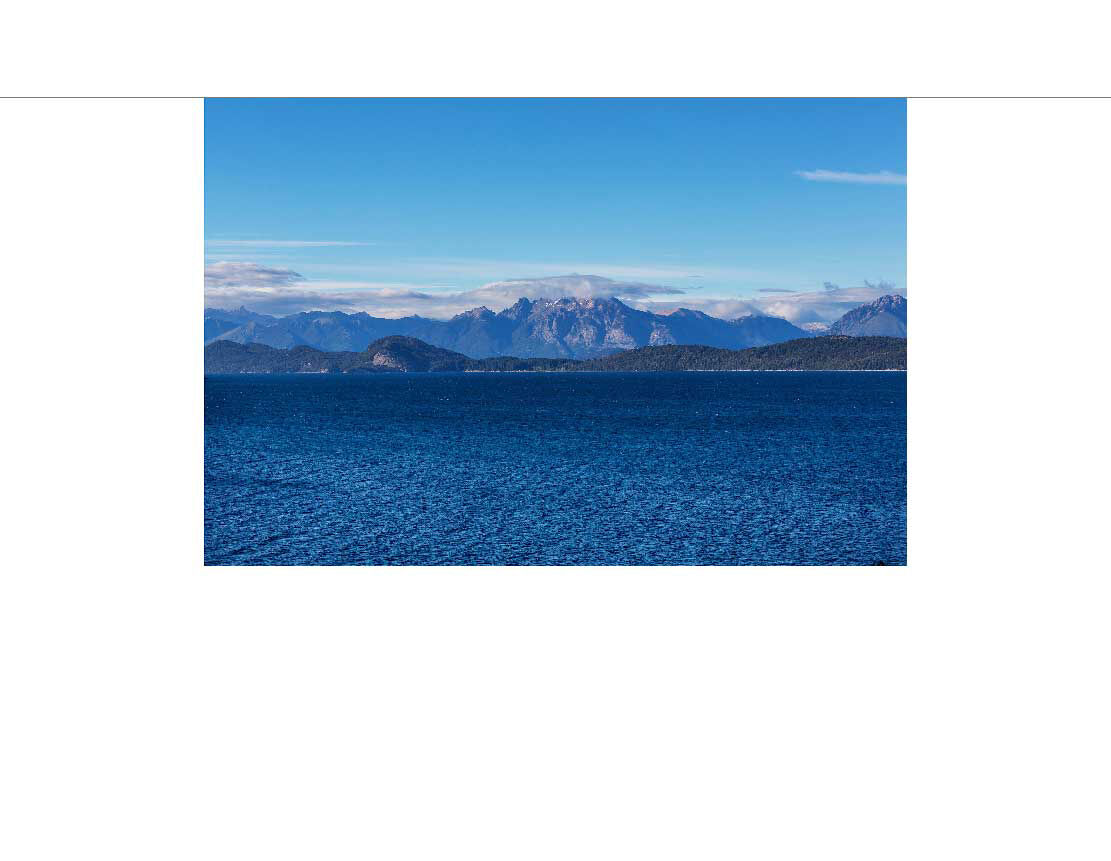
2,89 -> 1108,860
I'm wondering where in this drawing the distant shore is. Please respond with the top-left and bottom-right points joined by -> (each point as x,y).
207,367 -> 907,376
206,335 -> 907,374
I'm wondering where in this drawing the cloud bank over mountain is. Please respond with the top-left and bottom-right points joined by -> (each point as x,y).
631,285 -> 905,325
204,268 -> 686,318
203,263 -> 904,323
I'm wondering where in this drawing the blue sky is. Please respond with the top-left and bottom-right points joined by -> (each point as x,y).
205,98 -> 905,321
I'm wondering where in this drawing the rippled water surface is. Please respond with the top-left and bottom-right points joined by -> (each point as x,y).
205,372 -> 906,565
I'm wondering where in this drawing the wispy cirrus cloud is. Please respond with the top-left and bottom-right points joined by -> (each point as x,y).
199,254 -> 802,292
342,258 -> 761,285
204,262 -> 307,288
204,239 -> 377,248
795,169 -> 906,185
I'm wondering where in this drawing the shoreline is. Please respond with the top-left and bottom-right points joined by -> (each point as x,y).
205,368 -> 907,376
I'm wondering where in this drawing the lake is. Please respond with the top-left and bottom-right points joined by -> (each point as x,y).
204,371 -> 907,565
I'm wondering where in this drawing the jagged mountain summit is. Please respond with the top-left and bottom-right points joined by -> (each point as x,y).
204,295 -> 811,359
828,294 -> 907,337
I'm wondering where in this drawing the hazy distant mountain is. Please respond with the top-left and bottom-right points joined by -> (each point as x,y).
204,309 -> 417,350
663,308 -> 812,349
205,335 -> 906,374
203,306 -> 277,344
205,296 -> 811,359
828,294 -> 907,337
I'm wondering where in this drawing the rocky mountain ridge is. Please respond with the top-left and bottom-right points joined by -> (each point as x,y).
828,294 -> 907,337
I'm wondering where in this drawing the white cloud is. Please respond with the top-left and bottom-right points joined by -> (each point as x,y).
475,274 -> 683,301
795,169 -> 906,185
627,297 -> 762,320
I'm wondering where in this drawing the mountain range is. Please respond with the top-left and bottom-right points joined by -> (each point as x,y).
203,296 -> 803,359
204,293 -> 906,359
205,334 -> 907,374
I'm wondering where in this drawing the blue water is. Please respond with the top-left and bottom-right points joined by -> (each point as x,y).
205,372 -> 906,565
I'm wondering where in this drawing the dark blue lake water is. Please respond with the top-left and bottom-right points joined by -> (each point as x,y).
205,372 -> 906,565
